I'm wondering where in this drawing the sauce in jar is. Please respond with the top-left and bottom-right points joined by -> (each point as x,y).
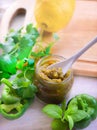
34,55 -> 74,104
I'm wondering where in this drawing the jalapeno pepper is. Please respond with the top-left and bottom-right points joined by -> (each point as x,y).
67,94 -> 97,129
0,99 -> 32,119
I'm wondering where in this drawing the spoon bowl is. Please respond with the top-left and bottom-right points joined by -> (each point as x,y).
48,36 -> 97,75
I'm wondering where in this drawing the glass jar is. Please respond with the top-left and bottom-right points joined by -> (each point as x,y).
34,55 -> 74,104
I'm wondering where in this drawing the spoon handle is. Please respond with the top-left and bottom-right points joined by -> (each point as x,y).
72,36 -> 97,62
48,36 -> 97,75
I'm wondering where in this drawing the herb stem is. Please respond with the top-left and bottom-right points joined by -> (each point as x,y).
1,78 -> 12,88
9,43 -> 19,55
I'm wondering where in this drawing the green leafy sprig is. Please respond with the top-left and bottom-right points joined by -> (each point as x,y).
0,24 -> 58,81
42,99 -> 91,130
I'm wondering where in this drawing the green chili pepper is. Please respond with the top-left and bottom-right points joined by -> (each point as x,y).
1,78 -> 20,104
67,94 -> 97,129
0,99 -> 32,119
1,86 -> 20,104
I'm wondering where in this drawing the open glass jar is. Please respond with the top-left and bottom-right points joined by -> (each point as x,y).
34,55 -> 74,104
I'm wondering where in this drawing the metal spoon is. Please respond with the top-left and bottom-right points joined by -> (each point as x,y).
48,36 -> 97,74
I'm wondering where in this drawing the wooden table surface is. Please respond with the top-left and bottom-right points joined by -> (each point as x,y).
0,1 -> 97,130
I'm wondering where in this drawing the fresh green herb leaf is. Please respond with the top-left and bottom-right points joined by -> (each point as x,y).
51,119 -> 68,130
6,29 -> 21,43
67,115 -> 74,130
65,105 -> 78,116
31,42 -> 54,58
31,51 -> 46,58
0,38 -> 15,54
17,36 -> 35,60
0,72 -> 10,81
44,42 -> 54,55
61,100 -> 66,115
0,54 -> 17,75
24,67 -> 35,81
26,24 -> 39,36
12,74 -> 31,88
65,109 -> 89,123
12,72 -> 37,99
42,104 -> 62,119
71,110 -> 89,122
26,24 -> 33,33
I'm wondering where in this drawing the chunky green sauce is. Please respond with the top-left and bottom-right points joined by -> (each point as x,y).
35,55 -> 74,104
39,67 -> 70,83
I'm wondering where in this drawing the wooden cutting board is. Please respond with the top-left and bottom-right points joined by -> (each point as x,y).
0,0 -> 97,77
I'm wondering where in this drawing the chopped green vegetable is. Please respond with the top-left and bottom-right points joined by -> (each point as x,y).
0,23 -> 57,120
0,73 -> 37,119
0,99 -> 32,119
0,102 -> 23,113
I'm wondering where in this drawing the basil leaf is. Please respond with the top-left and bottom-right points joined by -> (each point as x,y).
71,110 -> 89,122
61,100 -> 66,115
42,104 -> 62,119
51,119 -> 68,130
67,115 -> 74,130
64,105 -> 88,122
65,105 -> 78,117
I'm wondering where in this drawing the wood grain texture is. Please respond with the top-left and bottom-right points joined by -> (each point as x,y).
52,0 -> 97,77
0,0 -> 97,77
